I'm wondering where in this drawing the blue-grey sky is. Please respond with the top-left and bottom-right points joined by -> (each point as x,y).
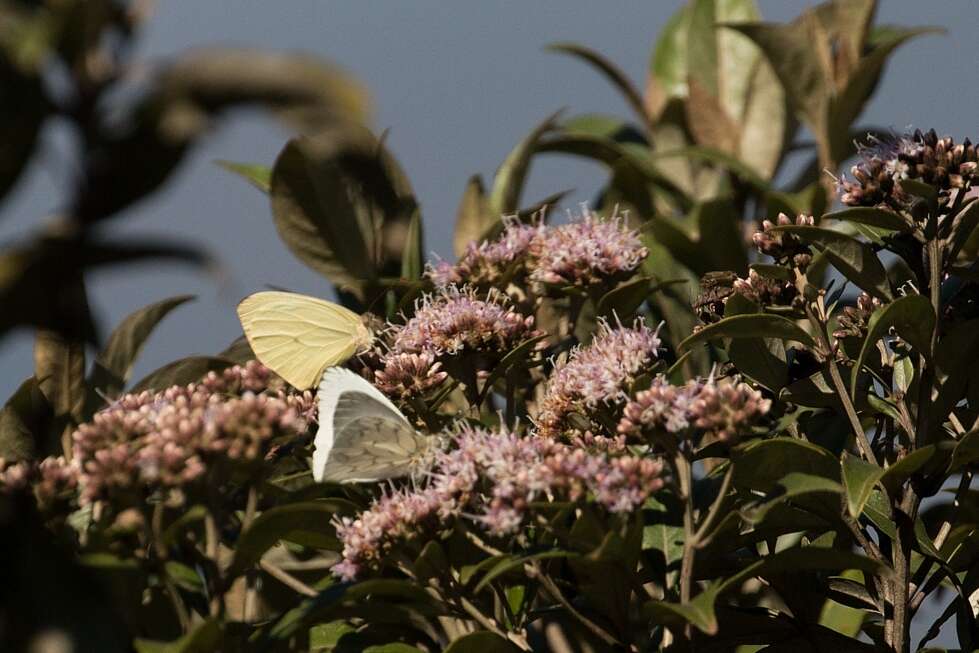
1,1 -> 975,644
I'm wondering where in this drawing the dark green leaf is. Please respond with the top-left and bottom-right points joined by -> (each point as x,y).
677,314 -> 815,354
0,377 -> 50,461
130,357 -> 234,393
732,438 -> 840,492
951,429 -> 979,472
89,295 -> 195,403
229,500 -> 357,577
488,111 -> 562,218
741,472 -> 843,525
841,453 -> 884,518
443,632 -> 522,653
822,206 -> 911,233
727,336 -> 788,391
770,225 -> 891,300
851,294 -> 935,395
134,619 -> 223,653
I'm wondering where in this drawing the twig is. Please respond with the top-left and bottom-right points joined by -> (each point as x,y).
693,464 -> 734,546
259,559 -> 318,597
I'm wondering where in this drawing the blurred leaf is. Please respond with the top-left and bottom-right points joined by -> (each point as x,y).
737,45 -> 790,180
729,14 -> 828,129
770,225 -> 892,300
75,49 -> 369,222
130,356 -> 234,393
647,4 -> 692,115
453,175 -> 490,257
677,314 -> 815,354
489,111 -> 562,218
34,328 -> 84,456
547,42 -> 648,127
0,60 -> 46,205
443,632 -> 521,653
949,199 -> 979,264
694,197 -> 750,274
0,377 -> 50,461
651,145 -> 771,195
827,27 -> 940,162
134,619 -> 223,653
851,294 -> 935,395
215,160 -> 271,193
88,295 -> 195,405
841,453 -> 884,518
218,336 -> 256,365
229,500 -> 357,578
400,210 -> 423,281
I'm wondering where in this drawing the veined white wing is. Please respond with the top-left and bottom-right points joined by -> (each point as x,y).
313,367 -> 432,483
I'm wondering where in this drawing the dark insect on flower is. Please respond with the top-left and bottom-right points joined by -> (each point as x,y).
732,269 -> 798,308
693,271 -> 738,324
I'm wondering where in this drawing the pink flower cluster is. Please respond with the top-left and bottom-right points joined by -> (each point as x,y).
534,320 -> 661,438
751,213 -> 814,268
332,425 -> 665,580
619,375 -> 771,444
371,351 -> 449,400
427,218 -> 543,287
0,456 -> 76,508
71,362 -> 311,504
427,211 -> 647,292
390,286 -> 539,358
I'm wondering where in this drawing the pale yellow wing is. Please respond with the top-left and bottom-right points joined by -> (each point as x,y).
237,291 -> 366,389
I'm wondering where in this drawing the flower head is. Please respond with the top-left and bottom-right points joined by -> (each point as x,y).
535,320 -> 661,438
839,130 -> 978,208
528,211 -> 647,290
332,424 -> 665,579
427,218 -> 543,287
391,286 -> 539,358
371,351 -> 449,400
619,375 -> 770,444
752,213 -> 814,268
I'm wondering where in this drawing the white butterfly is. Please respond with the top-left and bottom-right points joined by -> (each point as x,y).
313,367 -> 435,483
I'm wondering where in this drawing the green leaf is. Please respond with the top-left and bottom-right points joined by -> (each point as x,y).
488,111 -> 562,218
949,198 -> 979,263
677,314 -> 815,354
130,356 -> 234,393
822,206 -> 911,233
651,145 -> 771,194
89,295 -> 195,403
851,294 -> 935,396
547,42 -> 648,127
769,225 -> 891,300
841,453 -> 884,518
443,632 -> 522,653
452,174 -> 490,257
741,471 -> 843,524
473,550 -> 575,593
229,500 -> 357,577
879,445 -> 941,494
34,329 -> 85,423
727,336 -> 788,391
732,438 -> 840,492
214,159 -> 271,193
134,619 -> 223,653
595,276 -> 656,319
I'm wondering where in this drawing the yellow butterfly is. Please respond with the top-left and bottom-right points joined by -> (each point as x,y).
237,291 -> 373,390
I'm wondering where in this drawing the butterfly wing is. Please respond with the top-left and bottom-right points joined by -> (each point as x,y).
313,367 -> 430,483
237,291 -> 365,390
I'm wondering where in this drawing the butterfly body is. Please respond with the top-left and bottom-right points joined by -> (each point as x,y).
237,291 -> 373,390
314,367 -> 434,483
